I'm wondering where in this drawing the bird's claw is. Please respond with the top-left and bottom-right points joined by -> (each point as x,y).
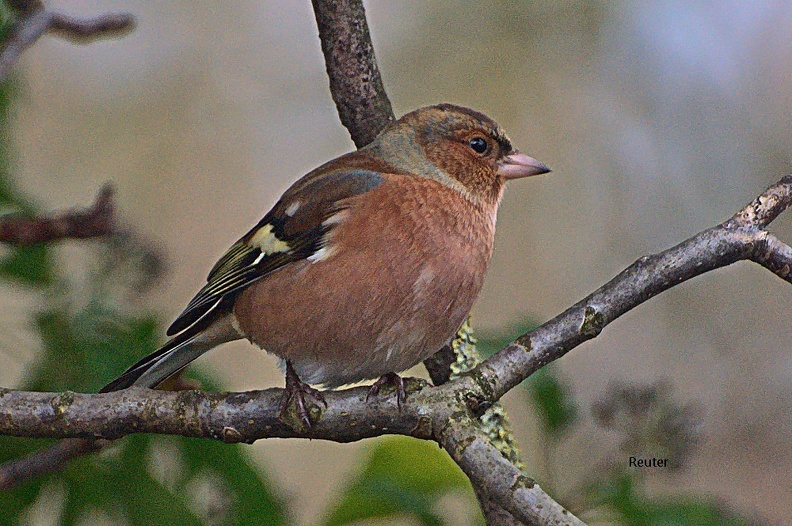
280,361 -> 327,428
366,372 -> 406,409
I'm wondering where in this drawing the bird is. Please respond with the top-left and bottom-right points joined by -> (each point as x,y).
100,103 -> 550,427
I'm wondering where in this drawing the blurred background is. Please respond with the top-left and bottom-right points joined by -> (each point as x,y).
1,1 -> 790,524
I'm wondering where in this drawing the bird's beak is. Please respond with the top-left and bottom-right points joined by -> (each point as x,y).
497,151 -> 551,180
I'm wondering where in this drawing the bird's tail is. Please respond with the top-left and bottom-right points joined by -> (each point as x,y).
100,313 -> 239,393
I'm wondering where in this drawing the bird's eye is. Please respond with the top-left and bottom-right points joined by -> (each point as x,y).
468,136 -> 489,154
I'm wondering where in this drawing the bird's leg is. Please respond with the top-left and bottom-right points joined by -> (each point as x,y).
279,360 -> 327,428
366,372 -> 406,408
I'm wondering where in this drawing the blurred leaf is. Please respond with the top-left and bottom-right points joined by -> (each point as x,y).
323,436 -> 474,526
179,429 -> 288,526
25,302 -> 160,393
524,367 -> 577,437
642,502 -> 758,526
0,243 -> 54,285
1,435 -> 287,526
61,434 -> 202,525
0,438 -> 46,526
596,473 -> 758,526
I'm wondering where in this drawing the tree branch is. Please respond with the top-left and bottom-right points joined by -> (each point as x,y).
478,175 -> 792,404
0,382 -> 585,524
0,1 -> 134,82
423,343 -> 456,386
311,0 -> 394,147
440,415 -> 585,526
753,232 -> 792,280
47,13 -> 135,43
0,184 -> 115,244
0,383 -> 430,442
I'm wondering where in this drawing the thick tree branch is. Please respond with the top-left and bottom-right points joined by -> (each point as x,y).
0,382 -> 586,525
440,415 -> 585,526
311,0 -> 394,147
0,1 -> 134,82
0,184 -> 115,244
0,383 -> 430,443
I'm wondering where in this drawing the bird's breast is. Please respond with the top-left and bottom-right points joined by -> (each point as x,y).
232,174 -> 496,387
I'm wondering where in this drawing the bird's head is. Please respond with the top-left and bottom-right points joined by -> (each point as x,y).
365,103 -> 550,208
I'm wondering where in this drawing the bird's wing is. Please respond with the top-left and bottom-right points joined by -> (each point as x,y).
166,169 -> 384,336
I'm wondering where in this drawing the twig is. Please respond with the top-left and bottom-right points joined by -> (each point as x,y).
47,13 -> 135,43
0,3 -> 134,82
0,438 -> 100,490
0,184 -> 115,244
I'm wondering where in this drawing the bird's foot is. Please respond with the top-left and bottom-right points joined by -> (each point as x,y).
280,361 -> 327,428
366,372 -> 406,409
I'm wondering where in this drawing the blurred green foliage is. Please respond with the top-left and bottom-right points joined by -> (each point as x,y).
0,50 -> 286,523
526,368 -> 578,437
593,473 -> 756,526
0,299 -> 289,525
323,437 -> 473,526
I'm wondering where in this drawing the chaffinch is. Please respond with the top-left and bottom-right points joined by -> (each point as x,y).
101,104 -> 549,426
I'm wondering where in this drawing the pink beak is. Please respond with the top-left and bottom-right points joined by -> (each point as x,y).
497,151 -> 551,180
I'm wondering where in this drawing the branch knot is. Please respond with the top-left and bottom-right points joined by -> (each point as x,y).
580,305 -> 605,338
